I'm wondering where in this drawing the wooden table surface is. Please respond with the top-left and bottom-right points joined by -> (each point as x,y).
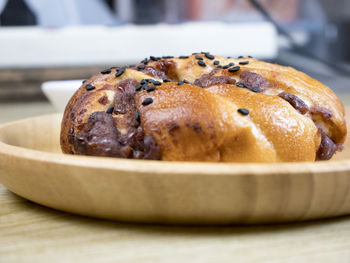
1,102 -> 350,262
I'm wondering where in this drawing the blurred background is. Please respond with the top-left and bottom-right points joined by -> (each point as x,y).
0,0 -> 350,122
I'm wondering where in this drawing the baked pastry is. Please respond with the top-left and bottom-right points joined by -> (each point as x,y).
60,53 -> 346,162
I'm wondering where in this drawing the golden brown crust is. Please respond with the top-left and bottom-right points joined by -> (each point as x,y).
60,54 -> 346,162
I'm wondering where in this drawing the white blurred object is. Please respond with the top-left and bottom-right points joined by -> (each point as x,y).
0,22 -> 277,68
41,80 -> 82,112
0,0 -> 117,26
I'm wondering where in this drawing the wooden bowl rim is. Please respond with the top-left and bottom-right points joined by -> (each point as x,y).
1,113 -> 350,177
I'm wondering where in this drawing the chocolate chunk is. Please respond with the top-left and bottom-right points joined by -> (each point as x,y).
74,112 -> 131,157
310,106 -> 333,120
194,70 -> 236,88
139,66 -> 168,80
316,127 -> 338,160
278,92 -> 309,114
238,70 -> 270,92
73,77 -> 161,160
114,79 -> 139,114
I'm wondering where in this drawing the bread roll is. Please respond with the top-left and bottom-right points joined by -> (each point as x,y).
60,53 -> 346,162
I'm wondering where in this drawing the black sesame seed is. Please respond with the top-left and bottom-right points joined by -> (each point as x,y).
128,64 -> 136,68
135,110 -> 140,123
101,68 -> 111,74
229,62 -> 235,66
238,108 -> 249,115
106,107 -> 114,114
136,84 -> 142,91
205,53 -> 215,60
82,79 -> 87,84
142,84 -> 149,90
197,60 -> 206,67
153,80 -> 161,86
85,84 -> 96,91
115,67 -> 126,77
150,56 -> 158,61
238,56 -> 244,59
251,87 -> 259,92
162,56 -> 174,59
236,83 -> 245,88
195,55 -> 203,60
179,56 -> 189,59
140,79 -> 147,85
183,79 -> 191,84
248,55 -> 253,58
223,65 -> 230,69
227,56 -> 232,59
110,66 -> 118,69
213,60 -> 220,65
228,66 -> 241,73
177,81 -> 184,85
137,65 -> 146,70
217,65 -> 223,69
147,85 -> 156,92
163,79 -> 171,82
239,61 -> 249,65
142,98 -> 153,106
201,51 -> 209,54
141,58 -> 149,64
146,79 -> 154,83
192,52 -> 199,55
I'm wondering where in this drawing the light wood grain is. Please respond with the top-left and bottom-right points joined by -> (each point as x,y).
1,184 -> 350,263
0,109 -> 350,224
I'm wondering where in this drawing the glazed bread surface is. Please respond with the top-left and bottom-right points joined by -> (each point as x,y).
60,53 -> 346,162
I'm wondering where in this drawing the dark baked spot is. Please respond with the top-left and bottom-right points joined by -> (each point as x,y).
194,70 -> 236,88
316,126 -> 338,160
310,106 -> 333,120
70,112 -> 75,121
192,124 -> 202,133
238,70 -> 270,92
278,92 -> 309,114
98,95 -> 109,105
168,122 -> 180,136
185,122 -> 202,133
79,109 -> 87,115
143,135 -> 161,160
68,127 -> 75,144
77,123 -> 84,130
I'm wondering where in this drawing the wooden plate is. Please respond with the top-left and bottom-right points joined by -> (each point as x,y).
1,109 -> 350,225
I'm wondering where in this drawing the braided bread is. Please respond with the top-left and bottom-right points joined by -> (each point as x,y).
60,53 -> 346,162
